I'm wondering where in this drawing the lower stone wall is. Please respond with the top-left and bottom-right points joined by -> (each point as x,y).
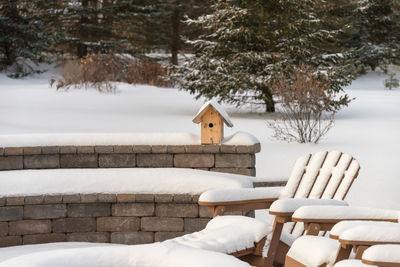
0,193 -> 247,248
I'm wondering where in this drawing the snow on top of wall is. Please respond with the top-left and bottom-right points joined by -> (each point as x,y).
0,242 -> 250,267
193,100 -> 234,127
222,131 -> 260,145
0,168 -> 253,197
0,132 -> 259,147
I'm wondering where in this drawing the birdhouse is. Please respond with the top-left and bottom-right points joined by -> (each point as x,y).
192,101 -> 233,144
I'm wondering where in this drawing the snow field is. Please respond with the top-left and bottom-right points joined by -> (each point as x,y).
1,71 -> 398,209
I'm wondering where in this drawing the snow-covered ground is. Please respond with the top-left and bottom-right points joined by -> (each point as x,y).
0,70 -> 399,210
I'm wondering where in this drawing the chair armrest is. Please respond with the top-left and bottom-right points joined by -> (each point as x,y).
198,188 -> 282,216
269,199 -> 348,217
339,224 -> 400,246
292,206 -> 399,232
330,220 -> 398,239
362,245 -> 400,266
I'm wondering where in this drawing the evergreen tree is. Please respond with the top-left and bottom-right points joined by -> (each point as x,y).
176,0 -> 354,112
0,0 -> 54,77
353,0 -> 400,71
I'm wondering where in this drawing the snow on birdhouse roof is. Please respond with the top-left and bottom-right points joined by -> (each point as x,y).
192,100 -> 234,127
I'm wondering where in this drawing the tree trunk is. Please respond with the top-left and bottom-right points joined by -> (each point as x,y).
266,101 -> 275,112
170,1 -> 181,65
78,0 -> 89,58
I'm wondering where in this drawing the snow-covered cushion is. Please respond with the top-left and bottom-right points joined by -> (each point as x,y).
293,206 -> 400,221
363,245 -> 400,264
339,224 -> 400,243
270,199 -> 348,214
331,221 -> 398,238
199,187 -> 283,203
287,236 -> 340,267
164,216 -> 271,254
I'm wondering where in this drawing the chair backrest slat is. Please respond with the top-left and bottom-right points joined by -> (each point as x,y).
333,159 -> 361,200
308,151 -> 343,199
279,151 -> 360,237
279,154 -> 312,199
293,151 -> 328,198
321,153 -> 354,199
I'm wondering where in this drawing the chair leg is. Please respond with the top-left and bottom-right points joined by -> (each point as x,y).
334,245 -> 352,264
264,219 -> 284,267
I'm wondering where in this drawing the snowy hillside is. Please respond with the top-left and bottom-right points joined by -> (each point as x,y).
0,70 -> 399,209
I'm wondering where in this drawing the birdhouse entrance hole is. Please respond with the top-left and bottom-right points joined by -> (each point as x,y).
208,123 -> 214,128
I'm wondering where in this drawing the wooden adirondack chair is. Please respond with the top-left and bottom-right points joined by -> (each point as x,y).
285,207 -> 400,267
197,151 -> 361,267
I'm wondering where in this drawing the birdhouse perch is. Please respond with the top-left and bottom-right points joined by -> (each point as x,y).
192,101 -> 233,144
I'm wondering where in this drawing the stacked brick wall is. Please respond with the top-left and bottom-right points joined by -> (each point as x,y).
0,193 -> 248,248
0,144 -> 259,176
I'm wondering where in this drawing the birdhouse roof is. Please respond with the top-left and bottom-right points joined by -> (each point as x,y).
192,100 -> 234,127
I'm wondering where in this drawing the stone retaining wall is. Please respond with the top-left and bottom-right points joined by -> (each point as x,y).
0,144 -> 259,176
0,193 -> 247,248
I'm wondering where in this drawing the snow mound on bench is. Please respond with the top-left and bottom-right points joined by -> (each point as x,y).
165,215 -> 270,254
0,242 -> 250,267
0,131 -> 259,147
0,168 -> 253,197
363,245 -> 400,264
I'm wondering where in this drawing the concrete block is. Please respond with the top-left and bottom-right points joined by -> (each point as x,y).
9,220 -> 51,235
111,232 -> 153,245
215,154 -> 255,168
67,232 -> 109,243
53,218 -> 96,233
23,147 -> 42,155
156,204 -> 198,218
112,203 -> 154,217
0,156 -> 23,170
116,194 -> 135,203
141,217 -> 183,232
6,197 -> 24,206
97,217 -> 140,232
0,236 -> 22,247
98,154 -> 135,168
4,147 -> 23,156
0,206 -> 23,221
24,155 -> 60,169
41,146 -> 60,154
68,204 -> 110,217
136,154 -> 173,167
174,154 -> 214,168
23,233 -> 66,244
0,222 -> 8,236
24,204 -> 67,219
60,154 -> 98,168
184,218 -> 210,232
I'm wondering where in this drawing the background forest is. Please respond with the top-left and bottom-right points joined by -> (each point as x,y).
0,0 -> 399,113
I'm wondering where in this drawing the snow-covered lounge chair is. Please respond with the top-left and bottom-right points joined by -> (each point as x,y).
334,245 -> 400,267
166,151 -> 361,267
285,206 -> 400,267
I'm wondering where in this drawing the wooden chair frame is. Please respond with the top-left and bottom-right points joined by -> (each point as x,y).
285,217 -> 400,267
198,151 -> 361,267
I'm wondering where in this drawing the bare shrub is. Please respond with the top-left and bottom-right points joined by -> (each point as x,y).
51,54 -> 172,92
125,59 -> 172,87
267,65 -> 336,143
